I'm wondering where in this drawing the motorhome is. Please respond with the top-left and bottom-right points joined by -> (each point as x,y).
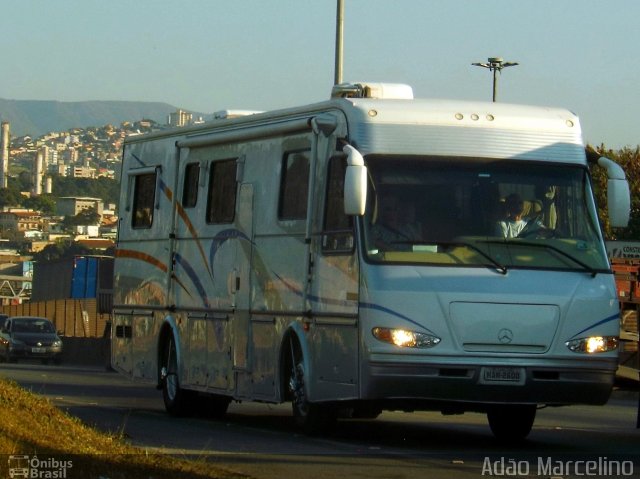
112,82 -> 630,440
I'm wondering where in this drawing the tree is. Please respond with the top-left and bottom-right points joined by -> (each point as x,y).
588,145 -> 640,241
32,240 -> 93,263
22,194 -> 57,216
62,207 -> 101,230
51,176 -> 119,206
0,188 -> 21,209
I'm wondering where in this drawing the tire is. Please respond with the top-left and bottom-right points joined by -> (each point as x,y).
161,334 -> 195,416
350,403 -> 382,419
487,404 -> 536,441
287,337 -> 335,434
197,394 -> 231,419
6,351 -> 16,364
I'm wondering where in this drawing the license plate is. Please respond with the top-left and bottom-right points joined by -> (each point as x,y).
480,367 -> 524,385
31,347 -> 46,353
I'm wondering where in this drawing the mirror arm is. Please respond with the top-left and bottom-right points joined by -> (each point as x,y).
597,156 -> 626,180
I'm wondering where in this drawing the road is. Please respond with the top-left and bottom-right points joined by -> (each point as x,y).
2,363 -> 640,479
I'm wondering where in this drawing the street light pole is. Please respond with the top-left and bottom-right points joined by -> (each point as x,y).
334,0 -> 345,85
472,57 -> 519,102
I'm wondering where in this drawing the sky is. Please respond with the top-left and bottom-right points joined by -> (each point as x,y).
1,0 -> 638,148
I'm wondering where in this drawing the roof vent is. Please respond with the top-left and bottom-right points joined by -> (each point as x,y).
331,82 -> 413,100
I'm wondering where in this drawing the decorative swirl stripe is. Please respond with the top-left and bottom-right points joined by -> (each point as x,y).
173,252 -> 210,308
568,313 -> 620,339
115,249 -> 168,273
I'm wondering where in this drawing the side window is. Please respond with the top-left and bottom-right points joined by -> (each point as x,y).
132,172 -> 156,228
279,151 -> 310,220
322,156 -> 354,254
182,162 -> 200,208
206,159 -> 237,224
324,156 -> 352,230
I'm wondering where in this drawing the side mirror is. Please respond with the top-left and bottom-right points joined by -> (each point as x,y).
598,157 -> 630,228
343,145 -> 367,216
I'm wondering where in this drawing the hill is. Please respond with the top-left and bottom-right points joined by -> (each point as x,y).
0,98 -> 183,137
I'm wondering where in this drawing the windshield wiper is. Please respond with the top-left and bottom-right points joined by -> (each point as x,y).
398,241 -> 508,275
478,239 -> 599,277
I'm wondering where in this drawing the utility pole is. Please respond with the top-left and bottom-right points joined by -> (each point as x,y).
472,57 -> 519,102
334,0 -> 345,85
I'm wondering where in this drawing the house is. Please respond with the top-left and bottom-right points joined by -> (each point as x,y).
0,209 -> 43,234
56,197 -> 104,218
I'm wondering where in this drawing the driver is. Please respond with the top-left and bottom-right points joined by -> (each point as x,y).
372,195 -> 421,250
496,193 -> 527,238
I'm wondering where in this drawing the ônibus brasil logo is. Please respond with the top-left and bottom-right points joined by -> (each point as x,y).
7,455 -> 73,478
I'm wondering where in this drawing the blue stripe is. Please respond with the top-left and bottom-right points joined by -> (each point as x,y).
569,313 -> 620,339
131,152 -> 145,167
174,252 -> 210,308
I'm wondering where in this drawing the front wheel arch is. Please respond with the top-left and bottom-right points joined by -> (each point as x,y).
281,330 -> 336,434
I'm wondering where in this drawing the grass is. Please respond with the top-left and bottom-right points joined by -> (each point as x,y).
0,377 -> 249,479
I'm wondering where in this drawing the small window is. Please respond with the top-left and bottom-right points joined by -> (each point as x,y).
322,156 -> 354,254
279,151 -> 310,220
324,156 -> 352,231
132,172 -> 156,228
182,162 -> 200,208
206,159 -> 237,224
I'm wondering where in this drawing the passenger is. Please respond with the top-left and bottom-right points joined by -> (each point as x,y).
496,193 -> 527,238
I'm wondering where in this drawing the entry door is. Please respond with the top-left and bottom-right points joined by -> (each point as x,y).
308,152 -> 360,393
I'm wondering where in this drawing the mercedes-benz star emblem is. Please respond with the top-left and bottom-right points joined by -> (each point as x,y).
498,328 -> 513,344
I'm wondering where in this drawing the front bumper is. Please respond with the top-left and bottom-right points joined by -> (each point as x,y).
361,355 -> 616,407
10,345 -> 63,360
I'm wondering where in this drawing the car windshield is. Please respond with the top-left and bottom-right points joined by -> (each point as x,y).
12,318 -> 55,334
362,155 -> 609,272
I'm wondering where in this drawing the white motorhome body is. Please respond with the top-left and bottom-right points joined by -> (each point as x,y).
113,86 -> 627,439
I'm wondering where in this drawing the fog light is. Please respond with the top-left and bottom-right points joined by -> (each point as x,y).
372,327 -> 440,348
565,336 -> 618,353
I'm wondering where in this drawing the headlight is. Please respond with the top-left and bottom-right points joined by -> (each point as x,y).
372,327 -> 441,348
52,340 -> 63,348
565,336 -> 618,353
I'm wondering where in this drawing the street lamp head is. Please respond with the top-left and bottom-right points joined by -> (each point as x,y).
472,56 -> 519,102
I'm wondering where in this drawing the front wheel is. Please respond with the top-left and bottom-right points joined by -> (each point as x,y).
487,404 -> 536,441
288,337 -> 335,434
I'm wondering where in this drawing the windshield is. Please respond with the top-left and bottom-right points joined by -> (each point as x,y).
12,318 -> 55,334
362,155 -> 609,272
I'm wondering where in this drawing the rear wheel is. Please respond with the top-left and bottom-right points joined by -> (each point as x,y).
161,334 -> 195,416
487,404 -> 536,441
287,337 -> 335,434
